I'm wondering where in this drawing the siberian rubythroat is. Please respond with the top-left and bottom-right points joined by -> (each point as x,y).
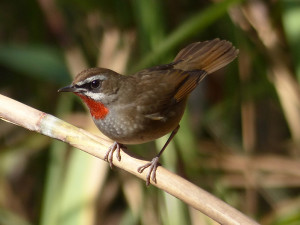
58,38 -> 238,185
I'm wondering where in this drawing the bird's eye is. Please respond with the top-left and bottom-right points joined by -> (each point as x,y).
90,80 -> 100,89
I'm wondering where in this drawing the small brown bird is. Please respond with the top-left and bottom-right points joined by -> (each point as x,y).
59,38 -> 238,185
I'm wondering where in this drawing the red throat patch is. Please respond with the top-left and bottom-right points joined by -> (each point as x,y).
75,93 -> 109,119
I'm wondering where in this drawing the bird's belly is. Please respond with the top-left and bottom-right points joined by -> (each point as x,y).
93,101 -> 186,144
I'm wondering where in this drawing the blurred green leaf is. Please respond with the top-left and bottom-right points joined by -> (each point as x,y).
282,0 -> 300,82
133,0 -> 166,52
131,0 -> 242,72
0,45 -> 70,84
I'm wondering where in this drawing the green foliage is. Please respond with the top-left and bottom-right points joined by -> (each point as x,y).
282,0 -> 300,81
0,45 -> 70,84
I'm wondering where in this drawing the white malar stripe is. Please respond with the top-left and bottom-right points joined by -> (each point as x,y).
85,92 -> 107,101
76,75 -> 107,86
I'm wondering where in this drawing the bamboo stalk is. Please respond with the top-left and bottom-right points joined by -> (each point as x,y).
0,94 -> 259,225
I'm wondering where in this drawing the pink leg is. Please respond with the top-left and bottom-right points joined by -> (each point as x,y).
137,125 -> 180,185
104,141 -> 122,168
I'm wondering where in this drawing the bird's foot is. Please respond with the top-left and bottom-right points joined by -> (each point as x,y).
137,156 -> 160,186
104,141 -> 123,168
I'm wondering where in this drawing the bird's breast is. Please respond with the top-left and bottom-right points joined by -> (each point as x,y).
93,99 -> 187,145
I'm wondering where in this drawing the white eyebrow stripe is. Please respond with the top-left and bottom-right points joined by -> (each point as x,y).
76,75 -> 107,86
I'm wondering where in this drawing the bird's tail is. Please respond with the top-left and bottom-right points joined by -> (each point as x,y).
173,38 -> 239,74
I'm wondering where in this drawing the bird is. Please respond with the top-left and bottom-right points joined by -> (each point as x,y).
58,38 -> 238,185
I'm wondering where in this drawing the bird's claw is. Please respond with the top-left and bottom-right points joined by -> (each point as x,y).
104,142 -> 122,168
137,156 -> 160,186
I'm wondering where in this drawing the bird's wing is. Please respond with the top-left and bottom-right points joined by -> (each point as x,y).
133,68 -> 206,120
131,38 -> 238,121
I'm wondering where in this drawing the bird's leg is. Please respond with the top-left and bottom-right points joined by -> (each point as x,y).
104,141 -> 123,168
137,125 -> 180,185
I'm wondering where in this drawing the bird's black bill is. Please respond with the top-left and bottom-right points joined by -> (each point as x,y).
58,85 -> 76,93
